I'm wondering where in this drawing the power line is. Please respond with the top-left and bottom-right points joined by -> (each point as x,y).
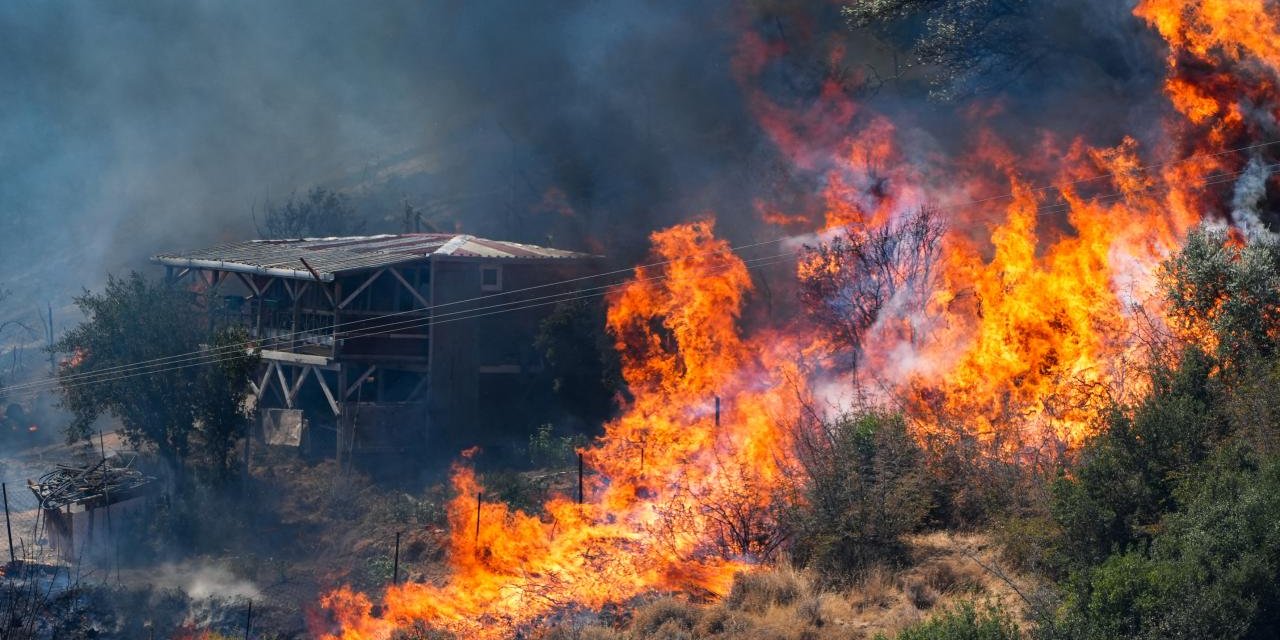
3,251 -> 798,397
33,251 -> 794,394
6,138 -> 1276,396
29,238 -> 792,390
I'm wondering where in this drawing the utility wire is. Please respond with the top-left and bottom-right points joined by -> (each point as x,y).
4,252 -> 797,397
6,138 -> 1277,396
31,250 -> 794,394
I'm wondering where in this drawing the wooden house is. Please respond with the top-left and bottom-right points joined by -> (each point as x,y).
152,234 -> 596,463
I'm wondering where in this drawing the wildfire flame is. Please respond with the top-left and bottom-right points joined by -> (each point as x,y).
320,2 -> 1280,637
321,222 -> 807,639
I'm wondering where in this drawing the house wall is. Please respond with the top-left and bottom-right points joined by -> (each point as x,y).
428,258 -> 589,447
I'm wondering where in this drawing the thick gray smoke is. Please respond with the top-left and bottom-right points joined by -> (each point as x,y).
0,0 -> 770,316
0,0 -> 1182,326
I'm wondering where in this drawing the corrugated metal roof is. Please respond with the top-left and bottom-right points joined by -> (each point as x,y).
152,233 -> 594,282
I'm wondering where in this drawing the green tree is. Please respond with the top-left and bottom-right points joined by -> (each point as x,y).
53,273 -> 258,471
1050,447 -> 1280,640
1043,227 -> 1280,637
255,187 -> 366,239
1161,226 -> 1280,365
535,298 -> 623,426
192,327 -> 259,477
789,410 -> 932,581
1051,347 -> 1225,569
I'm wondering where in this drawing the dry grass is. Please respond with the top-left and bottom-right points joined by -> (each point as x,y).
533,532 -> 1035,640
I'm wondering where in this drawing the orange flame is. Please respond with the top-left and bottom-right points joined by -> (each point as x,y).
320,221 -> 808,639
321,2 -> 1280,636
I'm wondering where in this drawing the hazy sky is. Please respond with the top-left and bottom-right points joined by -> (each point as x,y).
0,1 -> 765,318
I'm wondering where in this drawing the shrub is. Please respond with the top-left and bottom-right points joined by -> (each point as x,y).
876,601 -> 1020,640
724,568 -> 803,613
1050,347 -> 1225,570
789,411 -> 932,583
629,597 -> 700,638
1049,447 -> 1280,640
527,423 -> 586,469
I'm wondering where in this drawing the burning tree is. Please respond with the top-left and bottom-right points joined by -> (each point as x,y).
797,205 -> 944,373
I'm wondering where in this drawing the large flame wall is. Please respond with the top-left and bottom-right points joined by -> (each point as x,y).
319,2 -> 1280,637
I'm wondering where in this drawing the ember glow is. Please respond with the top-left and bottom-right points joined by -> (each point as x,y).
320,2 -> 1280,637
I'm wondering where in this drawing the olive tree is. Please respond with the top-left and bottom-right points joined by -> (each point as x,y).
54,273 -> 259,473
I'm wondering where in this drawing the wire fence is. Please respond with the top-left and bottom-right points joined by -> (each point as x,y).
0,481 -> 61,568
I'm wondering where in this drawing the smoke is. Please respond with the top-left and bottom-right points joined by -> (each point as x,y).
0,1 -> 770,315
1232,156 -> 1277,242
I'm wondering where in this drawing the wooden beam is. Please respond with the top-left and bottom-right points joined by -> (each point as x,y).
344,364 -> 376,399
259,349 -> 335,368
339,269 -> 385,310
406,375 -> 429,402
234,272 -> 261,296
389,267 -> 430,309
256,362 -> 276,403
287,366 -> 312,406
298,259 -> 336,307
276,364 -> 293,409
314,369 -> 341,416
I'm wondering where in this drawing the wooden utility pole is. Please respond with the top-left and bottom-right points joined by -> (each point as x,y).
244,601 -> 252,640
474,492 -> 483,548
392,531 -> 401,586
2,483 -> 14,564
46,303 -> 55,375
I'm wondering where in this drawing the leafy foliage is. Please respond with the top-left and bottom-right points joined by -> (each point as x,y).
53,273 -> 258,470
789,411 -> 932,581
527,422 -> 585,469
256,187 -> 366,239
1161,226 -> 1280,365
1048,448 -> 1280,640
193,327 -> 260,477
1050,347 -> 1225,568
842,0 -> 1045,100
535,298 -> 623,425
876,601 -> 1020,640
1040,227 -> 1280,637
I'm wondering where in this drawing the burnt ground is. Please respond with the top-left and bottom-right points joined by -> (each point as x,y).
0,430 -> 581,638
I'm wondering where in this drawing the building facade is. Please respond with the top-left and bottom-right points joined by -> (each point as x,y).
152,234 -> 596,464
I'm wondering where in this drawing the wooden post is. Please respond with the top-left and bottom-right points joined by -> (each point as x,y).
254,277 -> 264,340
474,492 -> 483,548
290,281 -> 302,351
99,430 -> 107,461
577,453 -> 584,505
392,531 -> 401,585
46,303 -> 55,375
2,483 -> 14,564
332,279 -> 343,360
244,600 -> 252,640
714,396 -> 720,427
